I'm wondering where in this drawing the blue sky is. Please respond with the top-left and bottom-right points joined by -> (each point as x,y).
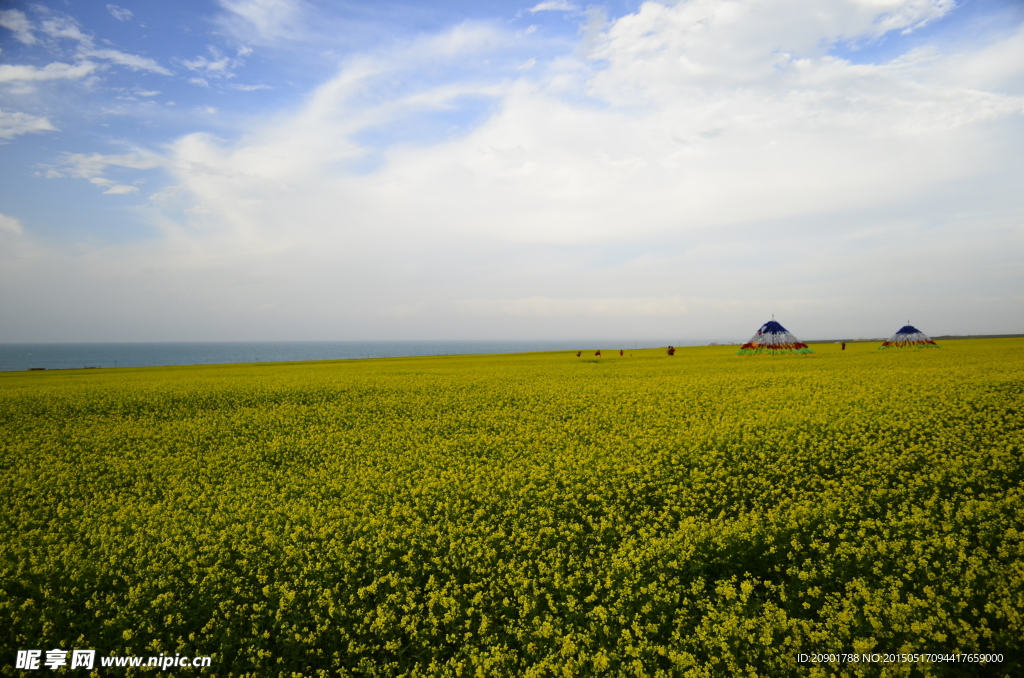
1,0 -> 1023,341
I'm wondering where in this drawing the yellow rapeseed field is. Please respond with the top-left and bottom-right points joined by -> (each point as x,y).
1,339 -> 1022,677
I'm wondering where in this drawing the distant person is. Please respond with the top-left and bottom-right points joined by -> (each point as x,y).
842,343 -> 846,351
667,346 -> 675,356
619,349 -> 623,356
595,350 -> 602,357
576,351 -> 581,357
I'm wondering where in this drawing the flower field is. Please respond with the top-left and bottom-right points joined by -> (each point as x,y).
2,339 -> 1022,677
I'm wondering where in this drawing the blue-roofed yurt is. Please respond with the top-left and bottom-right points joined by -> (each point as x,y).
736,320 -> 814,355
879,325 -> 939,349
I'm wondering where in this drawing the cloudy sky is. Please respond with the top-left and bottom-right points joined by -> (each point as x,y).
1,0 -> 1022,343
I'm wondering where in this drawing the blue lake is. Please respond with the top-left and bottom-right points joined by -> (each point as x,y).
0,340 -> 693,372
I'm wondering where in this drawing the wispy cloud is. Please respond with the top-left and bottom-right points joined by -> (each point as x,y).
528,2 -> 578,13
0,9 -> 173,149
215,0 -> 305,43
47,150 -> 163,196
874,0 -> 956,36
30,12 -> 172,75
181,45 -> 240,76
82,48 -> 172,75
38,15 -> 93,44
0,62 -> 97,83
53,150 -> 163,178
106,5 -> 134,22
178,46 -> 248,87
0,9 -> 36,44
181,48 -> 234,74
0,109 -> 57,139
0,213 -> 26,235
103,184 -> 140,195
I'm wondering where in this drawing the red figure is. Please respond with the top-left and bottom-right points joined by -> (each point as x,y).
595,350 -> 601,357
841,343 -> 846,351
576,351 -> 581,357
619,349 -> 623,356
667,346 -> 676,356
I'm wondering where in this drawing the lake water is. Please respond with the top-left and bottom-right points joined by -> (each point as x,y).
0,340 -> 691,372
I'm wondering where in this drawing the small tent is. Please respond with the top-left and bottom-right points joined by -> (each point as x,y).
879,325 -> 938,349
737,320 -> 814,355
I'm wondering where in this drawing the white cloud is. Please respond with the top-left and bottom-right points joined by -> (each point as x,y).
178,46 -> 247,86
579,6 -> 607,57
181,50 -> 233,74
873,0 -> 956,36
943,22 -> 1024,91
586,0 -> 957,96
0,61 -> 97,83
103,184 -> 140,195
0,9 -> 36,44
528,2 -> 578,12
411,22 -> 510,60
106,5 -> 134,22
55,150 -> 163,178
161,5 -> 1018,240
0,213 -> 25,235
29,13 -> 171,75
231,83 -> 272,91
216,0 -> 304,43
0,109 -> 57,139
7,0 -> 1023,341
39,16 -> 93,45
153,2 -> 1018,332
48,150 -> 163,195
83,48 -> 172,75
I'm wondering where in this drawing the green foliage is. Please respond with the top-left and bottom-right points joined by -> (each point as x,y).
1,340 -> 1022,676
